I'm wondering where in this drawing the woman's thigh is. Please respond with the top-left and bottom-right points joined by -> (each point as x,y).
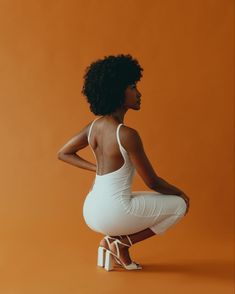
130,191 -> 186,218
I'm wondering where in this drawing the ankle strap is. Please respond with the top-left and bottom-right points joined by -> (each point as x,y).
115,239 -> 130,248
126,235 -> 133,246
106,235 -> 133,247
117,235 -> 133,246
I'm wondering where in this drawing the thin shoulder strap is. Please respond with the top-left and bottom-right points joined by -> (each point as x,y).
87,117 -> 102,144
116,123 -> 124,150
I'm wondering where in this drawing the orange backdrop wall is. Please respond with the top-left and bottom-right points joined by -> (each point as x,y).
0,0 -> 234,293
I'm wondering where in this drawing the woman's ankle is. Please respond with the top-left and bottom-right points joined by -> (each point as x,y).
109,235 -> 122,240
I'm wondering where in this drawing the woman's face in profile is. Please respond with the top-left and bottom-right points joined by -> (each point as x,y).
124,83 -> 142,110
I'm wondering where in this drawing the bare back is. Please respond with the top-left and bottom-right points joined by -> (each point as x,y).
88,117 -> 126,176
88,116 -> 159,188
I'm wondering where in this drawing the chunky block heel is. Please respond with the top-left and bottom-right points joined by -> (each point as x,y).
104,250 -> 114,271
97,246 -> 106,267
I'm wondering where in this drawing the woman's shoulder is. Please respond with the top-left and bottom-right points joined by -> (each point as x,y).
120,125 -> 142,151
121,124 -> 140,137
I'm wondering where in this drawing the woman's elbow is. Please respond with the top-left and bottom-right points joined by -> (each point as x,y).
57,152 -> 65,160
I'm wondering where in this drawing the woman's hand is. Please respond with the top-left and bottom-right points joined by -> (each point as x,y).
179,193 -> 190,215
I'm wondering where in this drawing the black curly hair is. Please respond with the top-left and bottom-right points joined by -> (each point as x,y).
81,54 -> 144,115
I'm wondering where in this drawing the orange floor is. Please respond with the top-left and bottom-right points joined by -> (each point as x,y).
0,223 -> 233,294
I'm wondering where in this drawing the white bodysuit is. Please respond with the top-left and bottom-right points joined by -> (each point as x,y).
82,117 -> 187,235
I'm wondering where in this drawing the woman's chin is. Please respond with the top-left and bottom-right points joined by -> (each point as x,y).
131,103 -> 141,110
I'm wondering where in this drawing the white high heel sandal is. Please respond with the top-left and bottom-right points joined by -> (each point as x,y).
97,235 -> 123,267
104,235 -> 142,271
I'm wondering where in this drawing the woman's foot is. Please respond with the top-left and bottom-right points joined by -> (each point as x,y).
99,235 -> 122,250
99,236 -> 133,265
108,238 -> 133,266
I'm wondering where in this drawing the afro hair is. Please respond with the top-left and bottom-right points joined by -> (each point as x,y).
81,54 -> 143,115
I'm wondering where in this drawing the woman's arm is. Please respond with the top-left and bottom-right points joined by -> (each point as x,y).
57,122 -> 96,172
150,176 -> 184,196
123,126 -> 186,196
58,153 -> 97,172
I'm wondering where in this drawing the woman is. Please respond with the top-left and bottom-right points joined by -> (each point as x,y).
57,54 -> 190,271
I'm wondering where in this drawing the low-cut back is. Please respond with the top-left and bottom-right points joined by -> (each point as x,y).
87,116 -> 134,177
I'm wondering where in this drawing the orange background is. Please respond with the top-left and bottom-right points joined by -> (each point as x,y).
0,0 -> 234,293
